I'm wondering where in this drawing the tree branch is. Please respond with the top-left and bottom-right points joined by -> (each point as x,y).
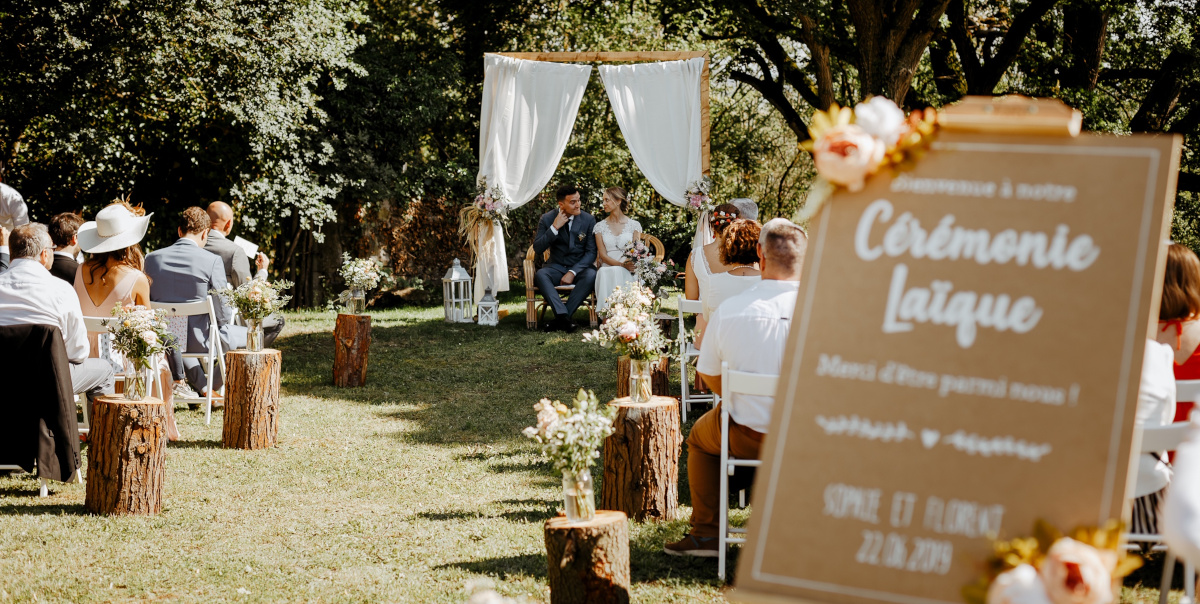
729,70 -> 809,141
1179,172 -> 1200,194
1131,49 -> 1198,132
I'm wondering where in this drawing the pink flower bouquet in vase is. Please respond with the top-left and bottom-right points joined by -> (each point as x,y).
522,390 -> 614,523
583,284 -> 668,403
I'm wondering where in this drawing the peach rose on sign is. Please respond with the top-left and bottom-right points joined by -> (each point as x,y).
812,124 -> 886,192
1039,538 -> 1117,604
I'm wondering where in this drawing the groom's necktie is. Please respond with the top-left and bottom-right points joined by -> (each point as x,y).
566,217 -> 574,251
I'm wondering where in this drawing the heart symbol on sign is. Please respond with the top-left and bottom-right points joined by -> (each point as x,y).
921,429 -> 940,449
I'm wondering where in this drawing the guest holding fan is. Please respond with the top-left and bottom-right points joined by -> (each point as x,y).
593,187 -> 642,312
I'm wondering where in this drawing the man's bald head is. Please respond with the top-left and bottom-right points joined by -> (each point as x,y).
207,201 -> 235,235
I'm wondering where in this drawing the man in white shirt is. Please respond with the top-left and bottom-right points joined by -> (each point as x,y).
0,163 -> 29,233
0,224 -> 114,399
664,218 -> 807,557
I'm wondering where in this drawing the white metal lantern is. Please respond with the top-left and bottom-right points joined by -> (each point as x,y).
477,287 -> 499,326
442,258 -> 474,323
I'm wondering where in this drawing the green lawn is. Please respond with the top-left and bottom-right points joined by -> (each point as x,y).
0,299 -> 1189,602
0,300 -> 727,603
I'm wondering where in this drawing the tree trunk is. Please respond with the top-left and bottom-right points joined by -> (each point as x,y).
222,350 -> 282,450
333,313 -> 371,387
544,511 -> 631,604
601,396 -> 682,522
615,356 -> 669,398
85,396 -> 168,515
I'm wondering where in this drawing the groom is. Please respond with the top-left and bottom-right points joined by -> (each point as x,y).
533,184 -> 597,333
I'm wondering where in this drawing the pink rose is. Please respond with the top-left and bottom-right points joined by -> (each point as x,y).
141,331 -> 158,346
812,124 -> 886,191
988,565 -> 1052,604
1039,538 -> 1116,604
617,322 -> 639,342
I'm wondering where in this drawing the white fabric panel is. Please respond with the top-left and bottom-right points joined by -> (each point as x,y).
599,58 -> 706,246
474,54 -> 592,301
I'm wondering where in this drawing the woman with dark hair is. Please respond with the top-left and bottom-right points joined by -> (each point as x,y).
75,201 -> 180,440
593,186 -> 642,311
684,204 -> 759,348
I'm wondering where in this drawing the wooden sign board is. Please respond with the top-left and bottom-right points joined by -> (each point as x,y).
732,127 -> 1182,604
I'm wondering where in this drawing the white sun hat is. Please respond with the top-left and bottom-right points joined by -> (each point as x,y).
77,204 -> 153,254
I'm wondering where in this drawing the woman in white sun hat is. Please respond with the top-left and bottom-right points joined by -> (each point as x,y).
74,200 -> 180,440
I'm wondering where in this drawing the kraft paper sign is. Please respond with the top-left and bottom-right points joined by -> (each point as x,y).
733,130 -> 1182,604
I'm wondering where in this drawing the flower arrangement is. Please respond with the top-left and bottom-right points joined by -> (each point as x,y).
583,283 -> 667,360
799,96 -> 938,221
685,177 -> 715,214
963,520 -> 1141,604
522,390 -> 615,521
635,257 -> 678,300
340,253 -> 385,291
459,178 -> 511,268
622,239 -> 654,265
211,279 -> 292,322
104,305 -> 176,399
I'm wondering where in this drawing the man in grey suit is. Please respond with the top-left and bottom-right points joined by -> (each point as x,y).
533,185 -> 598,333
205,201 -> 284,347
145,207 -> 247,397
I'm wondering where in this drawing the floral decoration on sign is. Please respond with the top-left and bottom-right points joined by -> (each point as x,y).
459,177 -> 511,265
684,176 -> 714,214
962,520 -> 1141,604
799,96 -> 938,221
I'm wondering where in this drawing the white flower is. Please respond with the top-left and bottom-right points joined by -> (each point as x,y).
988,565 -> 1053,604
141,331 -> 158,346
854,96 -> 907,147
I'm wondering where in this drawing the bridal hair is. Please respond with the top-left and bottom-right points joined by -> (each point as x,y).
1161,243 -> 1200,321
710,203 -> 741,236
720,219 -> 762,266
605,187 -> 629,213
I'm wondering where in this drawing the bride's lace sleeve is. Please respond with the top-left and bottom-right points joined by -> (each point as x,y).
632,220 -> 643,233
594,220 -> 609,237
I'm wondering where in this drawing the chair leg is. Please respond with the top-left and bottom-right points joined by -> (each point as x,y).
1187,560 -> 1196,603
1162,552 -> 1177,604
719,410 -> 730,581
39,478 -> 48,498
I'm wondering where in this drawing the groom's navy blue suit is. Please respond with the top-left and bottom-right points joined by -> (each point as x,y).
533,209 -> 598,320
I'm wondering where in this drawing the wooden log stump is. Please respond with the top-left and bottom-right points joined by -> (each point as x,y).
333,313 -> 371,387
615,356 -> 670,398
85,396 -> 168,515
545,511 -> 630,604
601,396 -> 682,521
223,349 -> 282,450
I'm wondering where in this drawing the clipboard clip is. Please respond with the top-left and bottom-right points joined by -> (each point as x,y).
938,96 -> 1082,137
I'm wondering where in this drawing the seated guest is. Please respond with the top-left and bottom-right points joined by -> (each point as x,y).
205,201 -> 284,346
702,219 -> 762,347
1163,411 -> 1200,568
730,198 -> 759,222
49,212 -> 85,284
0,224 -> 9,272
533,185 -> 597,333
684,204 -> 747,348
145,207 -> 245,398
0,162 -> 28,232
0,223 -> 114,400
76,202 -> 180,439
1132,339 -> 1176,534
1157,243 -> 1200,423
664,218 -> 807,557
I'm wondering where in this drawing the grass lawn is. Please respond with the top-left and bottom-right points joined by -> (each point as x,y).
0,296 -> 1190,602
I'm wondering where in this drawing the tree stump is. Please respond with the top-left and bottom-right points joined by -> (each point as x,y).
333,313 -> 371,387
223,349 -> 282,449
85,396 -> 168,515
545,511 -> 630,604
601,396 -> 682,521
615,356 -> 670,398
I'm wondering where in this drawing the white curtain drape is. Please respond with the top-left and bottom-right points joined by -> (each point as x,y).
599,57 -> 709,246
474,54 -> 592,302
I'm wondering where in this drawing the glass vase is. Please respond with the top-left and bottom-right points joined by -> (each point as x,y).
630,357 -> 655,404
346,288 -> 366,314
246,318 -> 265,352
123,357 -> 152,401
562,469 -> 596,523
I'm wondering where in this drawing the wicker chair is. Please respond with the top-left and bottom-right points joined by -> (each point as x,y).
524,234 -> 664,330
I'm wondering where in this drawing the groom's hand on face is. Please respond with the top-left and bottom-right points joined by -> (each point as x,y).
561,271 -> 576,285
553,209 -> 570,230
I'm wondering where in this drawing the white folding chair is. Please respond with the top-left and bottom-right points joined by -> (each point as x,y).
151,299 -> 225,425
1125,420 -> 1196,604
718,361 -> 778,580
677,294 -> 714,422
1179,380 -> 1200,406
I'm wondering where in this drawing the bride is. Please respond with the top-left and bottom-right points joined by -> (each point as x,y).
593,187 -> 643,312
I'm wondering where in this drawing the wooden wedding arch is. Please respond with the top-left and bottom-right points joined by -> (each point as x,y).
494,51 -> 711,176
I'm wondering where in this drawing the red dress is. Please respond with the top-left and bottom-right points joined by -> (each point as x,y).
1163,320 -> 1200,422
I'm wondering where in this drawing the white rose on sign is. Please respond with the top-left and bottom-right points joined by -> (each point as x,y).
854,96 -> 907,146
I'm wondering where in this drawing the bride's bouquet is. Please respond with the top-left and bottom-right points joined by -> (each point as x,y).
583,284 -> 666,360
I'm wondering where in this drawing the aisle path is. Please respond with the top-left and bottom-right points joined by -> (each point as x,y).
0,306 -> 723,602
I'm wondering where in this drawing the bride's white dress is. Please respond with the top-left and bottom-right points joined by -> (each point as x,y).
594,218 -> 643,312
